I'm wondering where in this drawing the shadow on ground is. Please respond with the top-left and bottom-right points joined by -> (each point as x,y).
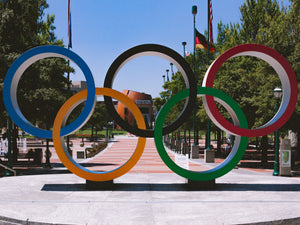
238,161 -> 274,169
41,182 -> 300,192
11,162 -> 117,176
238,217 -> 300,225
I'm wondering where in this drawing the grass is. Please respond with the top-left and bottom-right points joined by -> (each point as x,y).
21,129 -> 128,139
74,129 -> 127,136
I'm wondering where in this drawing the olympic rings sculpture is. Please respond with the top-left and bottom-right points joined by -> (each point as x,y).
3,43 -> 298,181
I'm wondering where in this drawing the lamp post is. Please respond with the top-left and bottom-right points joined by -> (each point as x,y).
5,118 -> 12,175
273,87 -> 282,176
170,63 -> 174,77
166,69 -> 170,82
162,75 -> 166,84
45,123 -> 51,168
106,110 -> 109,142
192,5 -> 197,147
66,52 -> 71,157
206,0 -> 211,151
182,42 -> 187,57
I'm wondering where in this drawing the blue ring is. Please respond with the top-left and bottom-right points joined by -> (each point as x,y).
3,45 -> 96,139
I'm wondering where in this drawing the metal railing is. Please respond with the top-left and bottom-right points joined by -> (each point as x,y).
0,163 -> 16,176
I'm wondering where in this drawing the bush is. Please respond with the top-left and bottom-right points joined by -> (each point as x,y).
85,142 -> 108,158
69,133 -> 105,138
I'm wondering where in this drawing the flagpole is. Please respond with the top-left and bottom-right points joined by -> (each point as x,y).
182,42 -> 187,58
206,0 -> 211,151
192,6 -> 197,158
66,0 -> 72,157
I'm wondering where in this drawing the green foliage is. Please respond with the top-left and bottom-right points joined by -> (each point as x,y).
214,0 -> 299,131
153,96 -> 166,112
153,0 -> 299,136
86,142 -> 108,158
154,49 -> 211,130
216,22 -> 242,52
0,0 -> 73,128
83,104 -> 107,134
240,0 -> 281,43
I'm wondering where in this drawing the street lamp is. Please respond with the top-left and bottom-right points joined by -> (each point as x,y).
166,69 -> 170,82
162,75 -> 166,84
273,87 -> 283,176
182,41 -> 187,58
192,5 -> 197,149
170,63 -> 174,76
273,87 -> 283,99
192,5 -> 197,15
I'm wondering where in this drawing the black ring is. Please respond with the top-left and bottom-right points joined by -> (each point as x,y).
104,44 -> 196,137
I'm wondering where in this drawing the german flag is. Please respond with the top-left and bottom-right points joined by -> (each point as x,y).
195,29 -> 215,53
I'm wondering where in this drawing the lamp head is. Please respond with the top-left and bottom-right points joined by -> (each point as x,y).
273,87 -> 283,99
192,5 -> 197,15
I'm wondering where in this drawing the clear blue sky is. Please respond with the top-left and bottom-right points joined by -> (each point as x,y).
45,0 -> 290,98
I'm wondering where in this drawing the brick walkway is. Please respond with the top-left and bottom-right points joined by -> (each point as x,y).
43,136 -> 209,173
3,135 -> 299,179
83,137 -> 209,173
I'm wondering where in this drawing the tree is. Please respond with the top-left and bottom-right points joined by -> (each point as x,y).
214,0 -> 299,160
273,0 -> 300,159
154,48 -> 211,131
0,0 -> 73,164
0,0 -> 73,129
213,0 -> 298,130
278,0 -> 300,133
240,0 -> 281,43
154,0 -> 299,154
153,96 -> 166,113
83,104 -> 106,139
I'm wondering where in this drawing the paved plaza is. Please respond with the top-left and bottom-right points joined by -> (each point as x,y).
0,136 -> 300,225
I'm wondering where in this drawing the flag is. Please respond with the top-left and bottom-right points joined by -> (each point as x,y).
209,0 -> 213,45
185,51 -> 191,57
195,29 -> 215,53
68,0 -> 72,48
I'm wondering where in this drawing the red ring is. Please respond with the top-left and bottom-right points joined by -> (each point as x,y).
203,44 -> 298,137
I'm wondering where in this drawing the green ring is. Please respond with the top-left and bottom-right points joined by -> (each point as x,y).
154,87 -> 248,181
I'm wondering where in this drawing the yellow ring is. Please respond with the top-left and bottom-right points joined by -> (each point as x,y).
53,88 -> 146,181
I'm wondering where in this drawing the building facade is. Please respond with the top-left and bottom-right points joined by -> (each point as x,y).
116,90 -> 154,129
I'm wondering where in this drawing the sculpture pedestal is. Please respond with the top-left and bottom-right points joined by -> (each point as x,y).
204,150 -> 215,163
191,145 -> 199,159
186,179 -> 216,190
181,142 -> 189,155
86,180 -> 114,190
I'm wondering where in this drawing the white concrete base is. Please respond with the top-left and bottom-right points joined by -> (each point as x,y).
191,145 -> 199,159
76,151 -> 85,159
175,140 -> 181,152
0,172 -> 300,225
204,150 -> 215,163
181,142 -> 189,155
280,140 -> 291,176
